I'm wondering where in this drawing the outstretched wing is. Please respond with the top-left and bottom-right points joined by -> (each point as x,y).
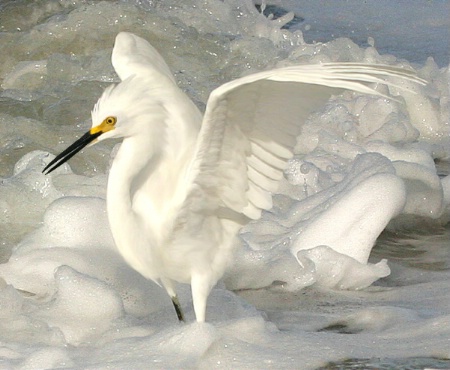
176,63 -> 425,227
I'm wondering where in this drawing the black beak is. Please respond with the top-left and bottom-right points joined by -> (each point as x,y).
43,131 -> 102,175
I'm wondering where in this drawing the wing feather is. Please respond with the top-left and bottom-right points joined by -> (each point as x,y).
249,142 -> 288,170
247,166 -> 279,192
247,181 -> 273,210
112,32 -> 176,83
247,154 -> 284,181
175,63 -> 425,228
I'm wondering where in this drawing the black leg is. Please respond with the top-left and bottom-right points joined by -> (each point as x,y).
171,295 -> 185,322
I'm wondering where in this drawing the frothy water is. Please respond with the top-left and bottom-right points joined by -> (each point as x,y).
0,1 -> 449,369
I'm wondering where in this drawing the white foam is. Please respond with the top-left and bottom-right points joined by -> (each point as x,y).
297,246 -> 390,290
36,265 -> 124,345
0,195 -> 171,317
0,0 -> 449,368
0,151 -> 63,224
18,347 -> 74,370
292,171 -> 406,264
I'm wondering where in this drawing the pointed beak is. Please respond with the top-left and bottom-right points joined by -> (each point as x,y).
42,130 -> 102,175
43,116 -> 117,175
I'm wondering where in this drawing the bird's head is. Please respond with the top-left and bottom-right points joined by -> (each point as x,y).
42,109 -> 118,175
42,78 -> 147,175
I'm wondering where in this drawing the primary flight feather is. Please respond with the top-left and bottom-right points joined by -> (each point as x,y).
43,32 -> 425,322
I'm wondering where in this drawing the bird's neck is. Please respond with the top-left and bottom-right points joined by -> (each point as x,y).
105,134 -> 165,278
106,123 -> 198,255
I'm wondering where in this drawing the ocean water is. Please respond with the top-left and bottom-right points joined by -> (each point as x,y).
0,1 -> 449,369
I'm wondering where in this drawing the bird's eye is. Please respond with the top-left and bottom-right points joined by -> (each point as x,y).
105,116 -> 117,126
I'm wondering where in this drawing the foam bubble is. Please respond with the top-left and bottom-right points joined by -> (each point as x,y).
18,347 -> 74,370
0,151 -> 63,224
0,0 -> 448,368
297,246 -> 390,290
35,265 -> 124,345
292,172 -> 406,264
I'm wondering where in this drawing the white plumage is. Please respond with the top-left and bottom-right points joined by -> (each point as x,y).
43,32 -> 425,322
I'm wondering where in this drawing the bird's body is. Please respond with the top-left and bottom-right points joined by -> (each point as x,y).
99,40 -> 238,321
101,71 -> 203,283
44,32 -> 425,322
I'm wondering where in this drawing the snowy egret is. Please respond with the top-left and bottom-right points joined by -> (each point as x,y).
43,32 -> 424,322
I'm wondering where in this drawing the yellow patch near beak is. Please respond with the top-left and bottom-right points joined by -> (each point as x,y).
90,116 -> 117,135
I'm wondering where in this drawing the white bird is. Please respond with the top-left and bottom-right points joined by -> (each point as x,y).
43,32 -> 424,322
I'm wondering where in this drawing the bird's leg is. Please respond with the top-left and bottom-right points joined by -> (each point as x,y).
161,278 -> 185,322
191,274 -> 213,323
171,295 -> 185,322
